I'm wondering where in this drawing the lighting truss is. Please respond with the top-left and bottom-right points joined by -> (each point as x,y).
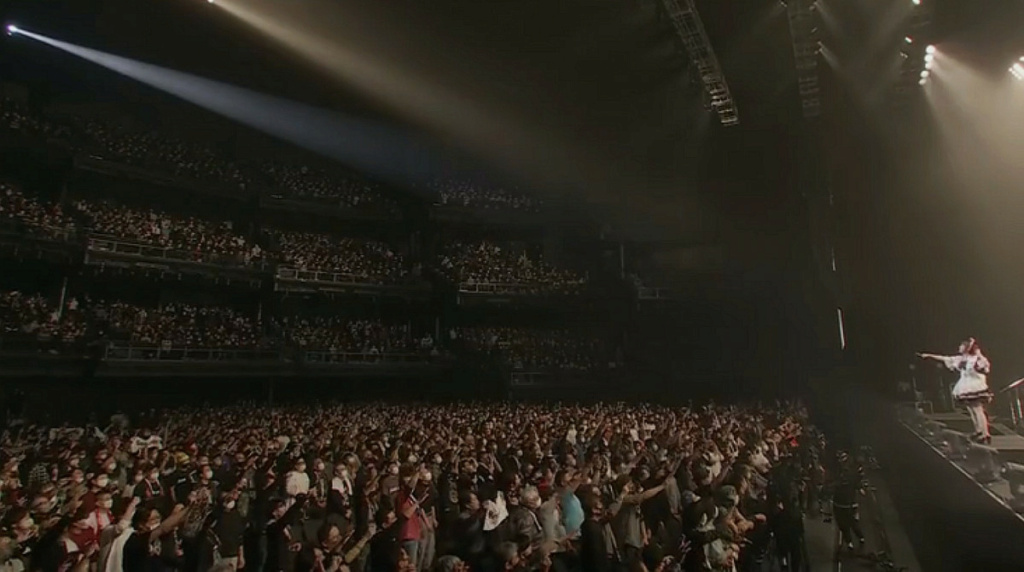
893,1 -> 932,103
785,0 -> 821,119
660,0 -> 739,126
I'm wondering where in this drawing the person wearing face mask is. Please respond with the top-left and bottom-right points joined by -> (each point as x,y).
83,492 -> 116,540
79,474 -> 111,514
134,466 -> 165,510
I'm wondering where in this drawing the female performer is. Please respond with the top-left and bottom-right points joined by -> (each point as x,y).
918,337 -> 993,443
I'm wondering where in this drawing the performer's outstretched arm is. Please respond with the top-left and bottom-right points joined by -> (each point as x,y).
917,353 -> 956,370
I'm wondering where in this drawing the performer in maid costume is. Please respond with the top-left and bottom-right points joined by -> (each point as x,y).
918,337 -> 994,443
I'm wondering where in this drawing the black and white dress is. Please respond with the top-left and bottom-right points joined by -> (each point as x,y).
942,353 -> 993,405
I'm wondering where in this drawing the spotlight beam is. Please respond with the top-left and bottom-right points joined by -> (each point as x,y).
12,28 -> 445,187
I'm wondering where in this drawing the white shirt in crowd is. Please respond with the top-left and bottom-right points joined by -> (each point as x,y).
285,470 -> 310,497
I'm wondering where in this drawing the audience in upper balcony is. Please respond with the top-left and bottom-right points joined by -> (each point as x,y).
439,241 -> 586,294
258,161 -> 389,210
272,316 -> 422,355
0,182 -> 75,239
0,290 -> 86,344
74,199 -> 264,264
268,229 -> 407,284
457,327 -> 608,371
1,101 -> 404,210
425,177 -> 541,212
94,300 -> 262,348
79,120 -> 249,188
0,97 -> 71,139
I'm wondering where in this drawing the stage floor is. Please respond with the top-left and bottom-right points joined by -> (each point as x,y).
805,465 -> 921,572
904,410 -> 1024,520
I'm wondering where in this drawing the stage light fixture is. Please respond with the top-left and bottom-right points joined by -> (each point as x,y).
924,54 -> 934,63
905,36 -> 913,44
926,45 -> 936,55
1011,63 -> 1024,81
920,70 -> 929,78
912,0 -> 921,4
5,24 -> 18,35
918,78 -> 927,85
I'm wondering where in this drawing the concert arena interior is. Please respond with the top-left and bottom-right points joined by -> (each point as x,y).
1,0 -> 1024,571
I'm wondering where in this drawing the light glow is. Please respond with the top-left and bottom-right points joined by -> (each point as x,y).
1011,63 -> 1024,80
5,24 -> 18,35
926,45 -> 936,55
905,36 -> 913,44
837,308 -> 847,350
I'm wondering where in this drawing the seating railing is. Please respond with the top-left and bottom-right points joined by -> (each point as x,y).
87,234 -> 266,269
303,350 -> 430,365
457,282 -> 584,295
276,266 -> 380,286
103,344 -> 281,362
637,286 -> 671,300
510,371 -> 551,386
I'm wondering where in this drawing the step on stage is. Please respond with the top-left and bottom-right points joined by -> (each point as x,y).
899,406 -> 1024,518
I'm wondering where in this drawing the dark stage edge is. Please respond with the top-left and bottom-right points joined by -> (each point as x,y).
804,469 -> 921,572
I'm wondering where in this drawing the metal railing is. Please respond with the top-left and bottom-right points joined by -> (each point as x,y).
303,350 -> 431,365
276,266 -> 383,286
103,344 -> 281,362
87,235 -> 266,269
457,282 -> 584,295
0,220 -> 77,243
510,371 -> 551,386
637,286 -> 671,300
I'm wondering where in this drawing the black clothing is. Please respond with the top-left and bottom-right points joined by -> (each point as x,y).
209,509 -> 247,557
579,519 -> 614,572
367,520 -> 403,572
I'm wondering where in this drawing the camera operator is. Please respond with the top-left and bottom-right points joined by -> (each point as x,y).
830,451 -> 866,551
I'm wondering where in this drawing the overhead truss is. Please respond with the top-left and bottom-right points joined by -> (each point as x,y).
786,0 -> 821,119
660,0 -> 740,126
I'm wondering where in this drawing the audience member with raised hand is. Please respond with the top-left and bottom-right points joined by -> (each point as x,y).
0,400 -> 818,572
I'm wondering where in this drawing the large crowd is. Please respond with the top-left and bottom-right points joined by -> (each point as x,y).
438,243 -> 585,295
1,182 -> 581,293
0,291 -> 86,346
456,329 -> 609,372
267,231 -> 407,285
0,400 -> 832,572
0,183 -> 76,240
270,317 -> 427,356
1,99 -> 543,214
75,201 -> 264,266
0,291 -> 445,360
422,179 -> 540,213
